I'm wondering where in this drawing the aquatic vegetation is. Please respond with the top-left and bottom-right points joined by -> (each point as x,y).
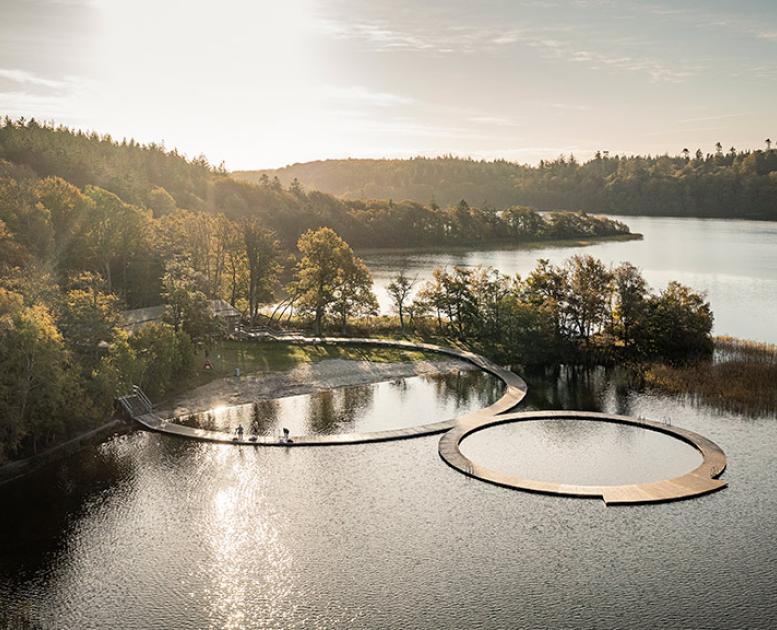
645,337 -> 777,416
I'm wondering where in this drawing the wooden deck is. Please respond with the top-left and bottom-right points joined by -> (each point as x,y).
126,335 -> 528,446
437,410 -> 727,505
123,335 -> 727,505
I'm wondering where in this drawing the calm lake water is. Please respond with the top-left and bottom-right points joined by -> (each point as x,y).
2,364 -> 776,629
362,215 -> 777,344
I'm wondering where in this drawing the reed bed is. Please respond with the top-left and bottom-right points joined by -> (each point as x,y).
645,336 -> 777,416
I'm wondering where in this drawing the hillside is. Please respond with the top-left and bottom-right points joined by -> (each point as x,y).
233,151 -> 777,220
0,119 -> 631,258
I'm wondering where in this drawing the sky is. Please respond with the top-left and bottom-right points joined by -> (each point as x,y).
1,0 -> 776,169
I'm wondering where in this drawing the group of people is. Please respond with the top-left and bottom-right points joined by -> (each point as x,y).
233,425 -> 292,444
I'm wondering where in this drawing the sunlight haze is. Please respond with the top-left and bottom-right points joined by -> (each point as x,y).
1,0 -> 775,168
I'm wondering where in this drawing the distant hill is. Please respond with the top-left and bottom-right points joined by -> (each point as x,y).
233,151 -> 777,220
0,120 -> 631,253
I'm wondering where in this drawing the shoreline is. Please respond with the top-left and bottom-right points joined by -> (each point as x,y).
0,356 -> 474,486
0,418 -> 128,488
355,232 -> 641,256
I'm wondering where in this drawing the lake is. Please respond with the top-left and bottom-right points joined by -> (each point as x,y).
2,361 -> 776,629
362,215 -> 777,344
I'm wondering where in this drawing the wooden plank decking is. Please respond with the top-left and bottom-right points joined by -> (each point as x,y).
125,335 -> 528,446
122,335 -> 727,505
437,410 -> 727,505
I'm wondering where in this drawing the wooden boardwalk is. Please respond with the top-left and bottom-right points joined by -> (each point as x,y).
121,335 -> 727,504
123,335 -> 528,446
438,410 -> 727,505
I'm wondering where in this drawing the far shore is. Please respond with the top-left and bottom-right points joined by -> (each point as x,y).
355,232 -> 642,256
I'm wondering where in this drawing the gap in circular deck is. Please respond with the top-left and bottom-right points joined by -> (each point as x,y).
459,419 -> 703,486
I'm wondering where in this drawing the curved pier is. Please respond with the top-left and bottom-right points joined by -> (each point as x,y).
124,335 -> 728,504
438,410 -> 727,505
127,335 -> 528,446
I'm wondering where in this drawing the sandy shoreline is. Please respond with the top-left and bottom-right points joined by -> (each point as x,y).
159,357 -> 474,418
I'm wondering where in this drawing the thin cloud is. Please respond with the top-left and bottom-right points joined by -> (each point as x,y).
0,68 -> 66,89
317,12 -> 694,82
467,116 -> 522,127
677,113 -> 747,124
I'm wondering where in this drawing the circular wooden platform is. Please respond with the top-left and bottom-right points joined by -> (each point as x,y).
130,335 -> 728,504
438,410 -> 727,505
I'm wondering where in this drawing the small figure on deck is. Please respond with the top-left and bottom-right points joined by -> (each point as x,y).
281,427 -> 292,444
235,424 -> 244,439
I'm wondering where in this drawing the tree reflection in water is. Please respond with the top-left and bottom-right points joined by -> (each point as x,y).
248,399 -> 279,434
177,369 -> 501,436
306,386 -> 374,434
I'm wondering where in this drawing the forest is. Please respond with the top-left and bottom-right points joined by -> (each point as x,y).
235,146 -> 777,220
385,257 -> 713,368
0,118 -> 630,254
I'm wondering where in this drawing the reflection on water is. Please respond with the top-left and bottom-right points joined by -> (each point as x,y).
520,364 -> 639,415
177,369 -> 504,436
1,366 -> 777,629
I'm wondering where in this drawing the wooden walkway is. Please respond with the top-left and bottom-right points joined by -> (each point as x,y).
122,335 -> 528,446
121,335 -> 728,504
438,410 -> 727,505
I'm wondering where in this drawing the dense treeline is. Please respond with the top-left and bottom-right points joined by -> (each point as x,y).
237,147 -> 777,220
0,118 -> 631,253
387,256 -> 713,366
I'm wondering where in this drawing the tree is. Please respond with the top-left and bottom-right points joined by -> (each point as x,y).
635,281 -> 713,363
612,262 -> 648,349
161,258 -> 215,342
128,322 -> 195,400
33,176 -> 93,270
415,267 -> 448,331
56,273 -> 120,371
331,256 -> 378,333
79,186 -> 153,302
0,292 -> 72,458
242,219 -> 281,325
147,185 -> 177,216
523,259 -> 569,340
0,218 -> 29,270
563,255 -> 612,342
386,271 -> 417,329
292,227 -> 371,335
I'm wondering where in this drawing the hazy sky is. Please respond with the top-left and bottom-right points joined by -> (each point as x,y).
1,0 -> 775,169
